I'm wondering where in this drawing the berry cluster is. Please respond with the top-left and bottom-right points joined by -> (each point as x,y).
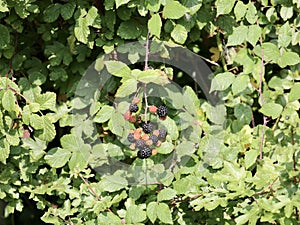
124,99 -> 168,159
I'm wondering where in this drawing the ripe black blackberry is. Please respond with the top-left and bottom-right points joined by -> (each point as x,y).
135,139 -> 145,149
149,135 -> 158,145
158,129 -> 167,140
157,105 -> 168,117
127,133 -> 135,143
137,147 -> 152,159
142,122 -> 153,134
129,103 -> 139,113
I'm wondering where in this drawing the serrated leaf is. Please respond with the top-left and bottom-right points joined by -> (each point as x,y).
245,149 -> 258,169
245,2 -> 257,24
234,103 -> 252,124
43,3 -> 61,23
0,139 -> 10,164
171,24 -> 188,44
160,117 -> 179,140
163,1 -> 188,19
94,105 -> 114,123
105,61 -> 131,78
157,188 -> 177,201
176,141 -> 195,158
232,74 -> 250,95
35,92 -> 56,110
109,111 -> 125,136
2,90 -> 16,112
216,0 -> 235,16
22,137 -> 47,161
148,14 -> 162,38
210,72 -> 235,92
60,2 -> 76,20
116,79 -> 138,98
277,51 -> 300,68
37,116 -> 56,142
206,104 -> 226,124
288,83 -> 300,102
227,25 -> 248,46
45,147 -> 71,168
147,202 -> 157,224
74,18 -> 89,44
137,70 -> 168,84
280,6 -> 293,21
101,173 -> 128,192
0,1 -> 9,12
259,103 -> 283,119
247,25 -> 261,47
254,42 -> 280,62
125,204 -> 146,224
0,24 -> 10,49
183,86 -> 200,111
157,203 -> 172,224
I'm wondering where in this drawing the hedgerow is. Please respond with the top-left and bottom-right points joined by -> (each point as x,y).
0,0 -> 300,224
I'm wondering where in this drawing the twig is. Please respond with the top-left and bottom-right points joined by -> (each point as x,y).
144,30 -> 150,71
257,20 -> 267,160
78,173 -> 113,213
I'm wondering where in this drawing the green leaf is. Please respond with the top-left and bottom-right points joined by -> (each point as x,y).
234,1 -> 247,21
115,0 -> 131,8
163,1 -> 188,19
74,18 -> 90,44
101,173 -> 128,192
137,70 -> 169,85
254,42 -> 280,62
115,79 -> 137,98
2,90 -> 16,112
157,188 -> 177,201
157,142 -> 174,154
277,51 -> 300,68
148,14 -> 162,38
22,137 -> 47,161
0,1 -> 9,12
117,20 -> 143,39
278,22 -> 292,48
0,139 -> 10,164
45,147 -> 71,168
157,203 -> 172,224
36,116 -> 56,142
160,117 -> 179,140
259,103 -> 283,119
109,111 -> 125,136
176,141 -> 195,158
60,2 -> 76,20
232,74 -> 250,95
125,204 -> 146,224
247,25 -> 261,47
94,105 -> 114,123
280,6 -> 293,21
43,3 -> 61,23
206,104 -> 226,124
234,103 -> 252,125
245,149 -> 258,169
35,92 -> 56,110
245,2 -> 257,24
227,25 -> 248,46
147,202 -> 157,224
210,72 -> 235,92
288,83 -> 300,102
171,24 -> 188,44
216,0 -> 236,16
105,61 -> 131,78
0,24 -> 10,49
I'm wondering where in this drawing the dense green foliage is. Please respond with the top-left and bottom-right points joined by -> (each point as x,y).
1,0 -> 300,224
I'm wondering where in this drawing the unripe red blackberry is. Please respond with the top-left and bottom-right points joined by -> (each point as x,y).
129,103 -> 139,113
137,147 -> 152,159
157,105 -> 167,117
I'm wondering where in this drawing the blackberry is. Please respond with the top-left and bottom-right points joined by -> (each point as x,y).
149,135 -> 158,145
137,147 -> 152,159
157,105 -> 168,117
129,103 -> 139,113
135,139 -> 145,149
142,122 -> 153,134
158,129 -> 167,140
127,133 -> 135,143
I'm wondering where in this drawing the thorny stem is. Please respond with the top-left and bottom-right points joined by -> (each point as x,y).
144,30 -> 150,71
291,127 -> 299,220
257,20 -> 267,160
